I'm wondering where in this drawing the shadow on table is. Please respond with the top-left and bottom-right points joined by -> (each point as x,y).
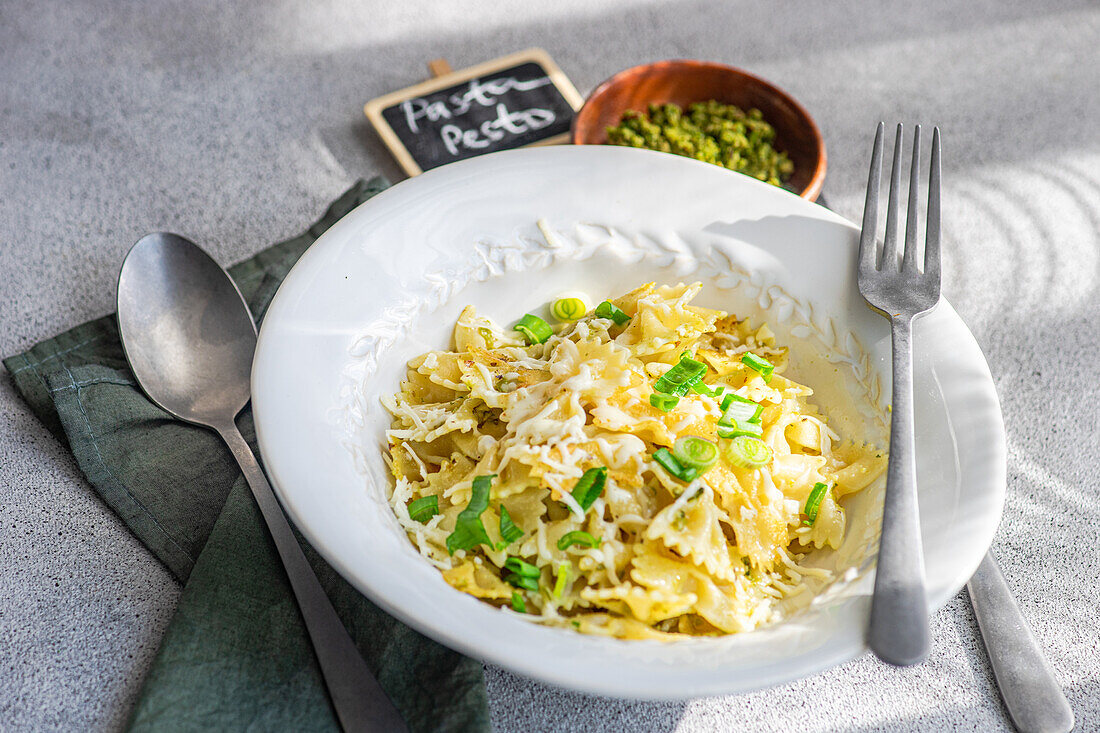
484,666 -> 689,732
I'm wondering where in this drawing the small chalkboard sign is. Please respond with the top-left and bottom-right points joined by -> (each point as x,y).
364,48 -> 583,176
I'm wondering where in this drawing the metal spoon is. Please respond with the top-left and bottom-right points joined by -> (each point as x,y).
117,232 -> 406,733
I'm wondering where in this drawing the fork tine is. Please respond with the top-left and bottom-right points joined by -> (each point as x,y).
881,124 -> 904,270
925,127 -> 941,279
902,125 -> 921,271
859,122 -> 885,273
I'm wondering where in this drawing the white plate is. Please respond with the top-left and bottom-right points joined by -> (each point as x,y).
252,146 -> 1005,699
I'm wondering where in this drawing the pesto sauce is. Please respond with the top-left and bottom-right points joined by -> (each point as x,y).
606,100 -> 794,186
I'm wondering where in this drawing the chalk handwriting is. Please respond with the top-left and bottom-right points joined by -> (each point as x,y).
447,76 -> 552,115
440,103 -> 555,155
400,98 -> 451,134
400,74 -> 555,135
387,67 -> 569,167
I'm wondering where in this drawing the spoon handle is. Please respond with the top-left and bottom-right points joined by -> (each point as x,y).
968,552 -> 1074,733
217,422 -> 407,733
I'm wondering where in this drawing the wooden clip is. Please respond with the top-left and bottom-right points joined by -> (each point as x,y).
427,59 -> 453,78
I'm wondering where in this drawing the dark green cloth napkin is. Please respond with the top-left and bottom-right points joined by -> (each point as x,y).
3,178 -> 491,732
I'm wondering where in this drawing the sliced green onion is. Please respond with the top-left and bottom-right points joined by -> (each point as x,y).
682,374 -> 705,392
741,352 -> 775,382
689,381 -> 712,396
717,394 -> 765,438
445,474 -> 494,555
721,436 -> 773,468
513,313 -> 553,344
721,394 -> 763,425
672,436 -> 719,471
557,530 -> 602,550
504,557 -> 541,579
510,591 -> 526,613
691,381 -> 724,398
505,572 -> 539,591
717,420 -> 764,439
496,505 -> 524,549
594,300 -> 631,325
649,392 -> 680,412
407,495 -> 439,523
653,355 -> 708,396
551,297 -> 587,321
652,447 -> 701,482
552,562 -> 570,598
803,482 -> 829,526
571,467 -> 608,512
681,354 -> 708,370
477,326 -> 496,348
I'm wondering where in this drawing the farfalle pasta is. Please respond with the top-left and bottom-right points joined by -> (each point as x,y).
384,282 -> 886,638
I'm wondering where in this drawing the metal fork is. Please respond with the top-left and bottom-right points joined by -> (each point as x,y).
859,124 -> 1075,731
858,122 -> 939,666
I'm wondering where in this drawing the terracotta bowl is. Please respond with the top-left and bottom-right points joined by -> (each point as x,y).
572,60 -> 826,201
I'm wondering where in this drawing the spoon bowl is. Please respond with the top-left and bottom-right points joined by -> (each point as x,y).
117,232 -> 255,427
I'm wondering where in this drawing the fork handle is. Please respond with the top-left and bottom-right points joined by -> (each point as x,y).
217,422 -> 407,733
968,553 -> 1075,733
868,315 -> 931,666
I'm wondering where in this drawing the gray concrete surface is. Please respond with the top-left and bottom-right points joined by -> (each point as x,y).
2,0 -> 1098,730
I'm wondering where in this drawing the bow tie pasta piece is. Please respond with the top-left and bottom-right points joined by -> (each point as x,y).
612,282 -> 725,359
454,305 -> 526,352
831,443 -> 888,497
443,560 -> 515,600
706,465 -> 792,570
569,613 -> 680,640
643,485 -> 742,583
580,584 -> 698,625
629,548 -> 768,634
